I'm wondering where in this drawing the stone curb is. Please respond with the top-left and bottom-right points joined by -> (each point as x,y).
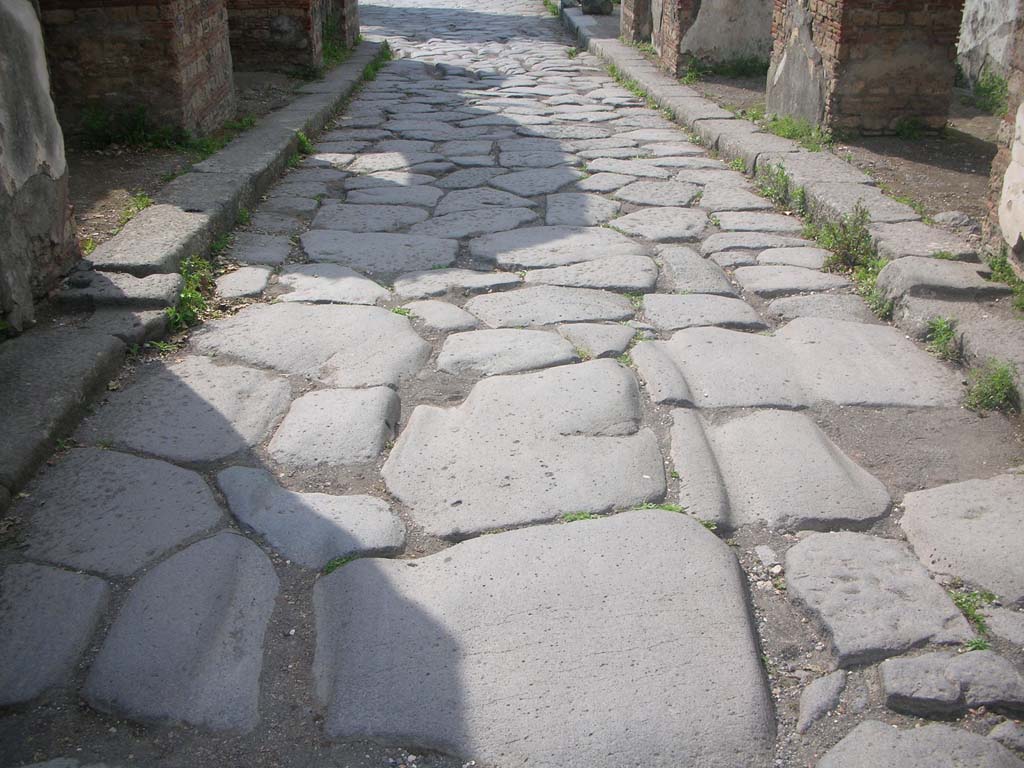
0,42 -> 384,514
559,9 -> 977,263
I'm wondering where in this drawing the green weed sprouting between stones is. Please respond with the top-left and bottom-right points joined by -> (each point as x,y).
561,512 -> 598,522
634,502 -> 686,513
119,192 -> 153,227
893,117 -> 926,140
616,352 -> 633,367
323,555 -> 358,574
391,307 -> 412,316
361,41 -> 394,81
762,115 -> 831,152
755,162 -> 805,214
985,249 -> 1024,312
166,255 -> 213,331
681,56 -> 768,84
567,46 -> 580,59
296,131 -> 315,155
237,207 -> 252,226
949,587 -> 995,635
852,258 -> 893,320
608,64 -> 659,109
964,360 -> 1021,413
81,237 -> 97,256
925,317 -> 960,361
729,157 -> 747,173
542,0 -> 559,15
972,68 -> 1010,116
812,205 -> 875,272
965,637 -> 992,651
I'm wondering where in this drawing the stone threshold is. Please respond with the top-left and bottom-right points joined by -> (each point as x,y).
0,41 -> 384,515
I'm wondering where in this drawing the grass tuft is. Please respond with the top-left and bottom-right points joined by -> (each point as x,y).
166,255 -> 213,331
119,192 -> 153,227
323,555 -> 357,574
561,511 -> 598,522
965,360 -> 1020,413
972,68 -> 1009,116
925,316 -> 960,361
762,115 -> 831,151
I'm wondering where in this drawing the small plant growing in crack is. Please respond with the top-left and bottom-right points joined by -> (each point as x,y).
561,511 -> 597,522
616,352 -> 633,367
925,316 -> 960,361
391,307 -> 412,317
323,555 -> 358,575
949,586 -> 996,635
634,502 -> 686,513
573,346 -> 592,361
965,360 -> 1020,413
624,292 -> 644,310
296,131 -> 315,155
965,636 -> 991,651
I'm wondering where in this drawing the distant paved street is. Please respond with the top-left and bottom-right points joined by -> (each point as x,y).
2,1 -> 1024,766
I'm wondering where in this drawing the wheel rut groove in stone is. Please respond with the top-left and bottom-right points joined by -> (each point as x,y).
313,511 -> 774,767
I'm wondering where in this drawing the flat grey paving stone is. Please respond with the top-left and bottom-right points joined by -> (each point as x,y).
20,448 -> 221,576
758,246 -> 830,269
434,187 -> 536,215
80,356 -> 290,463
344,186 -> 444,207
900,473 -> 1024,605
524,253 -> 658,291
392,268 -> 522,299
767,293 -> 878,323
465,285 -> 635,327
268,387 -> 399,467
470,225 -> 646,269
273,180 -> 331,198
700,232 -> 814,255
230,233 -> 292,266
216,266 -> 272,299
643,293 -> 766,331
991,721 -> 1024,751
557,322 -> 636,358
277,264 -> 389,305
613,181 -> 700,206
587,157 -> 672,178
344,171 -> 436,189
301,231 -> 457,274
544,192 -> 621,225
436,168 -> 508,189
311,203 -> 429,233
488,167 -> 584,195
698,184 -> 774,212
248,212 -> 304,236
84,532 -> 278,733
671,409 -> 890,532
658,246 -> 737,296
733,265 -> 851,297
348,151 -> 443,173
383,360 -> 664,538
785,532 -> 972,666
611,207 -> 708,242
217,468 -> 403,569
303,152 -> 355,169
797,671 -> 846,734
437,329 -> 577,376
314,511 -> 773,768
876,255 -> 1014,303
260,194 -> 319,217
881,650 -> 1024,716
715,212 -> 803,233
409,207 -> 538,238
989,607 -> 1024,646
632,318 -> 960,407
572,172 -> 637,192
403,300 -> 479,332
437,140 -> 493,156
817,720 -> 1024,768
57,271 -> 182,309
193,304 -> 429,387
0,563 -> 109,706
499,150 -> 577,167
871,221 -> 977,261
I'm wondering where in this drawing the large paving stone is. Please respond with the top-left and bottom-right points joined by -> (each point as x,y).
231,232 -> 292,266
216,266 -> 272,299
700,232 -> 812,255
900,473 -> 1024,605
345,171 -> 436,189
587,157 -> 672,178
470,225 -> 646,268
796,671 -> 846,734
80,356 -> 291,463
437,329 -> 577,376
21,448 -> 221,576
434,187 -> 536,215
84,532 -> 278,732
0,563 -> 109,706
671,410 -> 890,532
698,184 -> 774,212
557,322 -> 636,358
311,203 -> 429,233
786,532 -> 972,666
658,246 -> 737,296
758,246 -> 830,269
313,511 -> 774,767
268,387 -> 399,467
817,721 -> 1023,767
572,172 -> 637,192
870,221 -> 977,261
632,318 -> 960,407
382,360 -> 665,538
715,211 -> 803,233
348,151 -> 443,173
611,207 -> 708,241
766,293 -> 878,324
345,186 -> 444,207
876,256 -> 1014,303
278,264 -> 389,305
880,650 -> 1024,716
544,192 -> 621,225
403,300 -> 479,332
642,294 -> 765,331
301,231 -> 458,274
524,253 -> 658,291
217,468 -> 404,568
733,265 -> 850,297
465,285 -> 635,327
409,207 -> 538,238
193,304 -> 430,387
613,181 -> 700,206
56,270 -> 183,310
393,268 -> 522,299
489,168 -> 584,195
989,607 -> 1024,647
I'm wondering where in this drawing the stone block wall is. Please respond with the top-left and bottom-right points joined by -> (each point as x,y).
40,0 -> 236,136
227,0 -> 329,71
651,0 -> 697,75
987,9 -> 1024,252
1,0 -> 79,331
332,0 -> 359,49
620,0 -> 653,43
959,0 -> 1017,82
767,0 -> 964,134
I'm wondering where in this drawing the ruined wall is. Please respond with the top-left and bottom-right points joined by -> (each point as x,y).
40,0 -> 236,136
680,0 -> 772,65
334,0 -> 359,49
767,0 -> 963,134
987,11 -> 1024,251
651,0 -> 696,75
621,0 -> 653,43
1,0 -> 79,331
227,0 -> 328,71
959,0 -> 1017,82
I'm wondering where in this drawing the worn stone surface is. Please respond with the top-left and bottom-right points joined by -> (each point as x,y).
434,187 -> 536,214
557,322 -> 636,358
786,533 -> 972,666
818,720 -> 1024,767
393,267 -> 522,299
659,246 -> 737,296
278,264 -> 389,305
84,532 -> 278,732
545,192 -> 621,225
231,233 -> 292,266
881,650 -> 1024,716
314,511 -> 774,766
524,254 -> 658,291
614,181 -> 700,206
20,448 -> 221,576
470,225 -> 646,268
733,265 -> 850,297
900,474 -> 1024,605
301,231 -> 458,274
345,185 -> 444,207
193,304 -> 430,387
766,293 -> 878,323
383,360 -> 664,538
410,207 -> 539,238
698,184 -> 773,212
671,410 -> 890,532
715,212 -> 803,233
700,232 -> 812,255
437,329 -> 577,376
216,266 -> 272,299
0,563 -> 109,706
991,720 -> 1024,752
217,468 -> 404,568
268,388 -> 399,467
989,608 -> 1024,647
403,299 -> 479,331
465,285 -> 635,327
643,293 -> 766,331
311,203 -> 429,233
57,271 -> 183,309
796,671 -> 846,734
871,222 -> 977,261
611,207 -> 708,241
758,246 -> 830,269
876,256 -> 1013,303
80,356 -> 291,463
489,167 -> 584,195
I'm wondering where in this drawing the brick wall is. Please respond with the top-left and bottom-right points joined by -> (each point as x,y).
227,0 -> 327,71
652,0 -> 699,76
335,0 -> 358,48
621,0 -> 652,43
40,0 -> 235,136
